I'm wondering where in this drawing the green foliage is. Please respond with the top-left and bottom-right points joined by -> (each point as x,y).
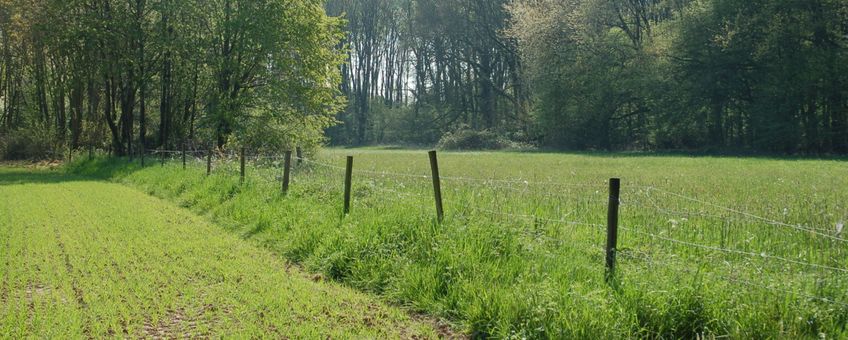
436,127 -> 533,151
0,0 -> 346,156
206,0 -> 347,147
0,125 -> 62,160
508,0 -> 848,153
324,0 -> 528,146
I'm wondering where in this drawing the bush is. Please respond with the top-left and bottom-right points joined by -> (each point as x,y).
0,127 -> 62,160
436,127 -> 535,151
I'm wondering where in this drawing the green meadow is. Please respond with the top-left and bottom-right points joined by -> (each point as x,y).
28,149 -> 848,338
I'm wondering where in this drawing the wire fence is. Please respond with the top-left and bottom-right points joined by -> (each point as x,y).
81,147 -> 848,309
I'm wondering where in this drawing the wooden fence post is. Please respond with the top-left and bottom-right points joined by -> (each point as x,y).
141,143 -> 145,167
343,156 -> 353,215
605,178 -> 621,282
88,144 -> 93,160
160,147 -> 165,166
429,150 -> 444,223
240,147 -> 246,184
182,142 -> 187,169
282,151 -> 292,194
296,147 -> 303,165
207,148 -> 212,176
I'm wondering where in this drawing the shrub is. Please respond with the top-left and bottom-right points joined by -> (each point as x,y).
436,127 -> 535,151
0,127 -> 61,160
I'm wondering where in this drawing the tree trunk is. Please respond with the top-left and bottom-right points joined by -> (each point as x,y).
137,0 -> 147,152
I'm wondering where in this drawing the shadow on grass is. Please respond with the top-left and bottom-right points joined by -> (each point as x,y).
0,157 -> 148,186
0,170 -> 88,186
442,145 -> 848,161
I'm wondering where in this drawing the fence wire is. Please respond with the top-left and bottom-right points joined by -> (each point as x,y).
127,149 -> 846,311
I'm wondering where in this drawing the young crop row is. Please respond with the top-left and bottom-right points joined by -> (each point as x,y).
0,169 -> 442,338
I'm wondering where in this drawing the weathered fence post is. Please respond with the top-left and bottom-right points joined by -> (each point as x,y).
68,144 -> 73,163
128,142 -> 133,162
282,150 -> 292,194
343,156 -> 353,215
240,147 -> 246,184
88,144 -> 93,160
429,150 -> 444,223
182,142 -> 187,169
605,178 -> 621,283
206,148 -> 212,176
296,147 -> 303,165
160,147 -> 165,166
141,143 -> 145,167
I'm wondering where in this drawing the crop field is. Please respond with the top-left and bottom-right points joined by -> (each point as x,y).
67,150 -> 848,338
0,168 -> 443,338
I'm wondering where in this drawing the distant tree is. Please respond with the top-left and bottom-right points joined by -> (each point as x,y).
325,0 -> 529,146
507,0 -> 848,153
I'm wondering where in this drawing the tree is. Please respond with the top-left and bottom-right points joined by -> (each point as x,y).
0,0 -> 345,158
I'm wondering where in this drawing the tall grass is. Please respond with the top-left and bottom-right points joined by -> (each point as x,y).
68,150 -> 848,338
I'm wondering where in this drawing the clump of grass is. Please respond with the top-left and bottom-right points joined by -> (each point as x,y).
67,150 -> 848,338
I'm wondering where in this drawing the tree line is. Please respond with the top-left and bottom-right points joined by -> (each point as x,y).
0,0 -> 343,158
1,0 -> 846,157
324,0 -> 529,146
327,0 -> 848,154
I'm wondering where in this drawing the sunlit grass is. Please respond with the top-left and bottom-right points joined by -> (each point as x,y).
0,167 -> 440,338
67,149 -> 848,338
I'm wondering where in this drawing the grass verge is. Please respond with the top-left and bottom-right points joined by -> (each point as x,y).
65,150 -> 848,338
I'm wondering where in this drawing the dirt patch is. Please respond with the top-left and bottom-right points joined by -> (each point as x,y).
142,305 -> 222,339
410,312 -> 467,340
25,283 -> 53,302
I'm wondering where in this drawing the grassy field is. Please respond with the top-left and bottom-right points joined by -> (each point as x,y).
67,149 -> 848,338
0,167 -> 444,338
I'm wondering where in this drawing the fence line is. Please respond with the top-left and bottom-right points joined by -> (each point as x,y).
299,157 -> 433,180
724,275 -> 848,307
617,251 -> 848,307
643,187 -> 847,243
460,208 -> 608,256
621,193 -> 738,222
122,152 -> 843,245
368,185 -> 430,200
298,156 -> 610,189
620,225 -> 848,273
146,149 -> 206,154
452,185 -> 609,206
466,206 -> 606,230
441,175 -> 605,189
154,151 -> 844,251
113,149 -> 846,309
